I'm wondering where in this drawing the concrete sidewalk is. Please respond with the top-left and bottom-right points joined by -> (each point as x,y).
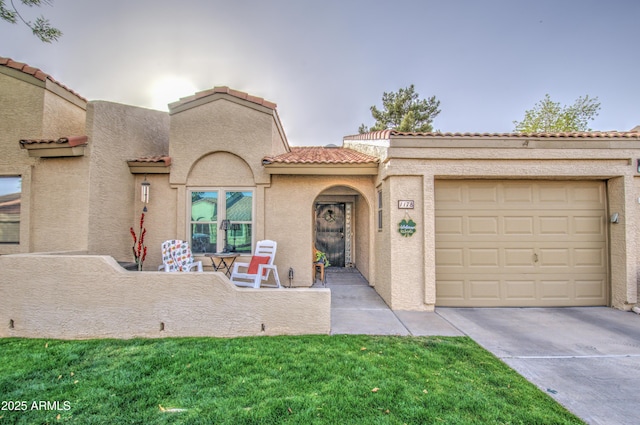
324,268 -> 462,336
324,269 -> 640,425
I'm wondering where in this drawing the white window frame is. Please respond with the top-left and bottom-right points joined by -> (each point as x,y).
187,187 -> 255,254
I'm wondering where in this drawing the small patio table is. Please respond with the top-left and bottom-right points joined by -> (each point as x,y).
205,253 -> 240,277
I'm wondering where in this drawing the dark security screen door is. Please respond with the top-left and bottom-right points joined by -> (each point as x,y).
315,203 -> 345,267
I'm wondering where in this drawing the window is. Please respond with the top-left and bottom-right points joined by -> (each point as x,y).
189,189 -> 253,254
377,189 -> 383,231
0,176 -> 21,243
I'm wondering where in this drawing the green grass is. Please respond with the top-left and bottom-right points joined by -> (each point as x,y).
0,336 -> 584,424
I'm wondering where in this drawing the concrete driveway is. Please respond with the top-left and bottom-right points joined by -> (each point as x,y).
437,307 -> 640,425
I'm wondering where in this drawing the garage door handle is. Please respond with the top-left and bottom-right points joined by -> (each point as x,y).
533,253 -> 539,263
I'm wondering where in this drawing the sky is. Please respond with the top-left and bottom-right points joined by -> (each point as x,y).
1,0 -> 639,149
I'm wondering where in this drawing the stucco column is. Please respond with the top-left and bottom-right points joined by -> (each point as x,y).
423,174 -> 436,308
389,175 -> 428,310
175,184 -> 186,240
609,175 -> 638,309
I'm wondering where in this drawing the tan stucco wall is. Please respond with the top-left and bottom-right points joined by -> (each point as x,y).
29,156 -> 91,252
42,86 -> 86,137
354,194 -> 371,282
85,101 -> 170,261
385,175 -> 430,311
634,177 -> 640,308
169,98 -> 287,186
265,175 -> 375,287
132,173 -> 177,270
0,254 -> 331,339
0,70 -> 86,254
167,96 -> 289,263
368,136 -> 640,311
0,73 -> 44,255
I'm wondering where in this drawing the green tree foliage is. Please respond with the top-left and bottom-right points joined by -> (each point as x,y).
513,94 -> 601,133
359,84 -> 441,133
0,0 -> 62,42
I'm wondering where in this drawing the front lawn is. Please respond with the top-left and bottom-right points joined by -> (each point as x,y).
0,335 -> 584,424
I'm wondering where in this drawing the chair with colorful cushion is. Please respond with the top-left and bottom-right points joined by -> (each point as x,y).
229,240 -> 281,288
158,240 -> 203,272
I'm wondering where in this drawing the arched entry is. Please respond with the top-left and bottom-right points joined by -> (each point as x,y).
313,185 -> 371,281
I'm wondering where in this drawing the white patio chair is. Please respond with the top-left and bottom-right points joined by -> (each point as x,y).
158,240 -> 203,272
229,240 -> 281,288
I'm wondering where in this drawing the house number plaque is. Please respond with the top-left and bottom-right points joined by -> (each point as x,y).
398,200 -> 414,209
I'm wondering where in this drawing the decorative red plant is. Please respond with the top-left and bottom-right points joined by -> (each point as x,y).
130,212 -> 148,271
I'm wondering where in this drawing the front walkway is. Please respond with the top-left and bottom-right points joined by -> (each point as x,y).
320,268 -> 461,336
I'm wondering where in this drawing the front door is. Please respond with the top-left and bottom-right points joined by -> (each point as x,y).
315,203 -> 345,267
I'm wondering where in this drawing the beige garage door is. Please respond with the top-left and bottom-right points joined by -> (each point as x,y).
435,180 -> 608,307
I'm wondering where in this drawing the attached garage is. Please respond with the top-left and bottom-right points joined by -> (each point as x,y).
435,180 -> 608,307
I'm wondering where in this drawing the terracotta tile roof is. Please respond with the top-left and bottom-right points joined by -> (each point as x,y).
345,130 -> 640,140
0,56 -> 86,102
19,135 -> 88,147
343,130 -> 394,140
127,156 -> 171,166
263,147 -> 378,165
170,86 -> 277,111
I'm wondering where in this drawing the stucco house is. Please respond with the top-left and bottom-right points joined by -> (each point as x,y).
1,56 -> 639,338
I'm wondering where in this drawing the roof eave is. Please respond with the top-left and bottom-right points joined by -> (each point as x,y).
19,136 -> 88,158
127,157 -> 172,174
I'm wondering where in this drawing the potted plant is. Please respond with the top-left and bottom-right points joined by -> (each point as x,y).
315,250 -> 330,267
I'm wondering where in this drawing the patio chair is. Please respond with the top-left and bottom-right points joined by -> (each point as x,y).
158,240 -> 203,272
229,240 -> 281,288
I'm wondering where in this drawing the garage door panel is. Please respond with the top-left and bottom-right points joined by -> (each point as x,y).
435,185 -> 464,203
539,186 -> 569,203
504,248 -> 536,267
435,216 -> 463,235
469,280 -> 500,299
469,249 -> 500,267
504,216 -> 535,235
504,184 -> 535,203
540,280 -> 571,299
574,216 -> 605,235
436,280 -> 465,300
468,216 -> 498,234
435,180 -> 607,307
538,248 -> 570,267
574,185 -> 605,203
574,248 -> 606,268
505,280 -> 537,300
575,278 -> 607,299
435,248 -> 464,267
468,185 -> 499,203
539,216 -> 569,235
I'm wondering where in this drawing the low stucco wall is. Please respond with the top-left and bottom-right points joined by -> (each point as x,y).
0,254 -> 330,339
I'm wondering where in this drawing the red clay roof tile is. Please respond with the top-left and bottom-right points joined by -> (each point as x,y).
19,136 -> 88,147
345,130 -> 640,140
171,86 -> 277,111
128,156 -> 172,166
263,147 -> 378,165
0,56 -> 87,102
